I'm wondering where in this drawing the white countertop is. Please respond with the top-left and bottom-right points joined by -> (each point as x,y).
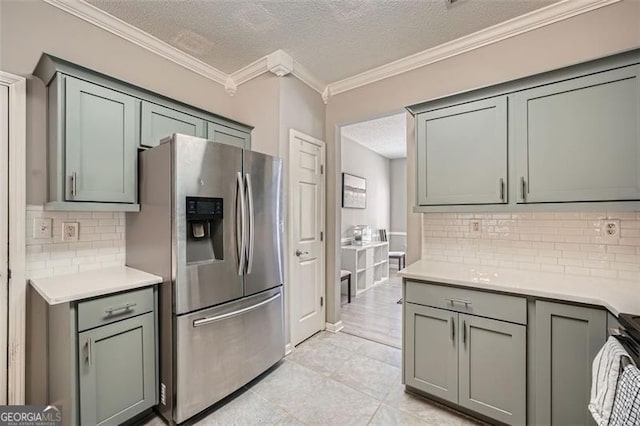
398,260 -> 640,316
30,266 -> 163,305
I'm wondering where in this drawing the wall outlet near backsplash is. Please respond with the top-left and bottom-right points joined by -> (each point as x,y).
600,219 -> 620,243
62,222 -> 79,242
470,220 -> 481,234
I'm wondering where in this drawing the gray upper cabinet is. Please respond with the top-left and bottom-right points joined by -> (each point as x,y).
78,312 -> 156,425
207,121 -> 251,149
416,96 -> 508,206
33,54 -> 252,212
140,101 -> 205,148
458,314 -> 526,425
535,301 -> 606,426
513,65 -> 640,203
65,76 -> 138,204
405,303 -> 458,403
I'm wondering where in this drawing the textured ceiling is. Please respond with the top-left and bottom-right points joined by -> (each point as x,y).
87,0 -> 558,84
342,113 -> 407,159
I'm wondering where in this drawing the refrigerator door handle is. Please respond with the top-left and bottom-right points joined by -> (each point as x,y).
192,292 -> 281,328
245,173 -> 255,274
236,172 -> 247,276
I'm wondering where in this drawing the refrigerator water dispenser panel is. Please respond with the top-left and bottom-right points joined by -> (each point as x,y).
186,196 -> 224,264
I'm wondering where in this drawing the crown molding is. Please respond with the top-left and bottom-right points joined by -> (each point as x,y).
42,0 -> 620,102
326,0 -> 621,96
42,0 -> 228,86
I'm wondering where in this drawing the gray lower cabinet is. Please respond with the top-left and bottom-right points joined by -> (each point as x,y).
28,286 -> 158,426
534,301 -> 606,426
513,65 -> 640,203
459,314 -> 526,425
78,312 -> 156,425
64,76 -> 139,204
416,96 -> 508,206
207,121 -> 251,149
405,302 -> 526,425
140,101 -> 205,148
405,303 -> 458,403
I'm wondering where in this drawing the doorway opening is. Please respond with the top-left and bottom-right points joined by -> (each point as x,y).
338,113 -> 407,348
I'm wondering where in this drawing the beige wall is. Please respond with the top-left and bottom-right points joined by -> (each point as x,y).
324,1 -> 640,325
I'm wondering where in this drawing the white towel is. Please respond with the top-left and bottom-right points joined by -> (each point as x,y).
609,364 -> 640,426
589,336 -> 635,426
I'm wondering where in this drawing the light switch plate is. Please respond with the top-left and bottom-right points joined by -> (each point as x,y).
32,218 -> 52,239
62,222 -> 79,242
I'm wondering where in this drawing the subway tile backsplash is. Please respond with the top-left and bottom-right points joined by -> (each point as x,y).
421,211 -> 640,281
26,206 -> 125,279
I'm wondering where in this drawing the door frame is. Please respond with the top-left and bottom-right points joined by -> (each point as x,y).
288,129 -> 326,347
0,71 -> 27,404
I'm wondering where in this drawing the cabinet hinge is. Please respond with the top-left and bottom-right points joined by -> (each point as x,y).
320,296 -> 324,307
320,165 -> 324,175
320,231 -> 323,242
7,269 -> 11,280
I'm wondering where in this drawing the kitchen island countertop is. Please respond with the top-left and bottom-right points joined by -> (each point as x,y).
398,260 -> 640,316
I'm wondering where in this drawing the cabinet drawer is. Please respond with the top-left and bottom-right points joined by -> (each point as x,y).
77,287 -> 154,332
405,281 -> 526,325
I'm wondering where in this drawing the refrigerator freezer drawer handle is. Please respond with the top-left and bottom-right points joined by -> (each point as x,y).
192,292 -> 281,328
245,173 -> 255,274
237,172 -> 247,276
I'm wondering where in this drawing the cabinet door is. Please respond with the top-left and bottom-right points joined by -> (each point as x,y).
65,76 -> 138,203
514,65 -> 640,203
78,312 -> 156,426
404,303 -> 458,403
140,101 -> 205,148
458,314 -> 526,425
207,121 -> 251,149
416,96 -> 507,205
535,301 -> 606,426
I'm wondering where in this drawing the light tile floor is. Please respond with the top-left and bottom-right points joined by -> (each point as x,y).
145,331 -> 481,425
341,268 -> 403,348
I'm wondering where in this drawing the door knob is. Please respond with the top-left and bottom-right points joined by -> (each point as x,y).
295,249 -> 309,257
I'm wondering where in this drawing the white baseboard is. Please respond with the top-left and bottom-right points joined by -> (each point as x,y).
285,343 -> 293,355
325,321 -> 344,333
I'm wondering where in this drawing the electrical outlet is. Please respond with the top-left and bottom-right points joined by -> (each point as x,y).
470,220 -> 481,234
32,218 -> 52,239
62,222 -> 79,242
601,219 -> 620,243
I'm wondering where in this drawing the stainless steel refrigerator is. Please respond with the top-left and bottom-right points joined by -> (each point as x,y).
126,134 -> 285,424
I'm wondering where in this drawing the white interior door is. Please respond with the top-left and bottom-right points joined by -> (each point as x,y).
289,130 -> 326,346
0,84 -> 9,404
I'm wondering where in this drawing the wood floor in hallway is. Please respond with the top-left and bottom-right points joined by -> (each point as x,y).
340,268 -> 403,349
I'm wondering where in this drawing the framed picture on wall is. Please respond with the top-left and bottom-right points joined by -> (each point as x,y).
342,173 -> 367,209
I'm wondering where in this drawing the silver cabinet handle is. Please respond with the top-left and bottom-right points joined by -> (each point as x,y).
450,317 -> 455,342
463,320 -> 467,346
193,292 -> 281,328
104,302 -> 136,315
295,249 -> 309,257
444,297 -> 472,308
520,176 -> 526,201
85,338 -> 92,366
499,178 -> 505,202
70,172 -> 77,198
236,172 -> 247,276
245,173 -> 255,274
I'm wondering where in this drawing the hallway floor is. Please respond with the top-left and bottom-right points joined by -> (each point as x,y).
340,268 -> 403,348
145,331 -> 480,425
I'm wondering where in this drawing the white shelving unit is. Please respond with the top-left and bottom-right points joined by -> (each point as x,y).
341,242 -> 389,297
